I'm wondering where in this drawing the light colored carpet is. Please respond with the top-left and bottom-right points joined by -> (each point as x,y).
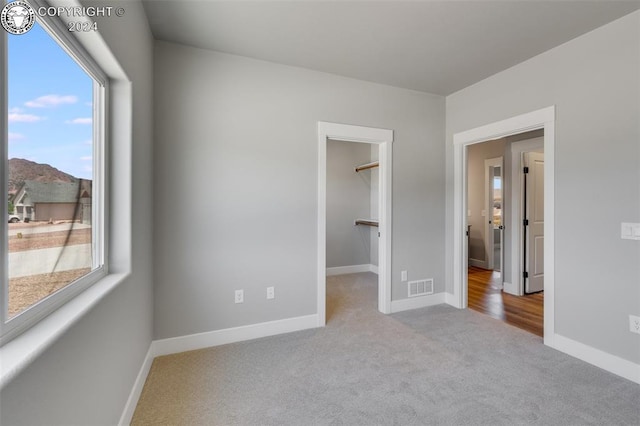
132,273 -> 640,425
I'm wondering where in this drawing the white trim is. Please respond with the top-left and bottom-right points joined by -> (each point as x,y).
118,346 -> 154,426
151,314 -> 318,358
318,122 -> 393,327
326,264 -> 378,276
550,334 -> 640,384
468,258 -> 486,269
452,106 -> 555,346
444,292 -> 457,308
390,293 -> 446,313
502,281 -> 517,295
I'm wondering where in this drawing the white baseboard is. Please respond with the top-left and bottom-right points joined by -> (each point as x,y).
503,281 -> 518,295
118,346 -> 154,426
390,292 -> 446,313
151,314 -> 319,358
326,264 -> 377,276
445,292 -> 461,308
550,333 -> 640,384
468,258 -> 486,268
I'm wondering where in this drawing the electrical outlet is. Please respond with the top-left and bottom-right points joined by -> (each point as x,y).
401,270 -> 408,282
235,289 -> 244,304
267,286 -> 275,300
630,315 -> 640,334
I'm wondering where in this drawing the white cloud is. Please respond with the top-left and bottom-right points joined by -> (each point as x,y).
9,107 -> 24,113
8,132 -> 25,141
25,94 -> 78,108
80,156 -> 92,161
66,117 -> 92,125
9,113 -> 45,123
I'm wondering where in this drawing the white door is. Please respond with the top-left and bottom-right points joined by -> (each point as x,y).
524,152 -> 544,293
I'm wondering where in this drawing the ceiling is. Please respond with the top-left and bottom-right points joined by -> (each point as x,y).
142,0 -> 640,96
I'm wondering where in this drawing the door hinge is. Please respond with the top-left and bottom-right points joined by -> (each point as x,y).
523,166 -> 529,174
523,219 -> 529,226
523,271 -> 529,279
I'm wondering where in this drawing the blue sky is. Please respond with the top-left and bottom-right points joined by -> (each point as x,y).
8,22 -> 94,180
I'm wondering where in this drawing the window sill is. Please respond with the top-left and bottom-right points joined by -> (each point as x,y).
0,272 -> 129,389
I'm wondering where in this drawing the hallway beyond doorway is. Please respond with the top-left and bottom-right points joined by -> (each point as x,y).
468,266 -> 543,337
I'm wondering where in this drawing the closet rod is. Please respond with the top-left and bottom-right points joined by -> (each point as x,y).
355,161 -> 379,172
354,219 -> 379,227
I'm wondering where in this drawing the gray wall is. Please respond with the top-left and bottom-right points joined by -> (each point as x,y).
446,11 -> 640,363
153,41 -> 445,339
0,1 -> 154,424
467,139 -> 505,265
326,140 -> 373,268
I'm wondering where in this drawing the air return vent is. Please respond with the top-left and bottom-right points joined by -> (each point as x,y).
408,279 -> 434,297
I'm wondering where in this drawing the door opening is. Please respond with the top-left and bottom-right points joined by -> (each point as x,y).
453,106 -> 555,343
317,122 -> 393,327
466,135 -> 544,336
325,139 -> 379,319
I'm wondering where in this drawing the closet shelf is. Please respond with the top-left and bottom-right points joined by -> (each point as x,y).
354,219 -> 379,227
355,161 -> 379,172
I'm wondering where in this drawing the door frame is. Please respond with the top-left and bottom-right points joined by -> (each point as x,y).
452,106 -> 555,344
317,122 -> 393,326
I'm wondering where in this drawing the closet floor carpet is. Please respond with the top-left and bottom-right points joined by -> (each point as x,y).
131,272 -> 640,425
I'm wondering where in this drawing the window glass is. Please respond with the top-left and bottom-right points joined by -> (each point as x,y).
7,22 -> 96,319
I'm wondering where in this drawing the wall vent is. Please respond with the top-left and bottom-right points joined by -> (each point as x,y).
408,279 -> 434,298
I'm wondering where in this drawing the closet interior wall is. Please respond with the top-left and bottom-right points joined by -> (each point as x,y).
326,139 -> 378,270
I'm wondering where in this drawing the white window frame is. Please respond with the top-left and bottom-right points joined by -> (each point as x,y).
0,0 -> 109,346
1,0 -> 133,390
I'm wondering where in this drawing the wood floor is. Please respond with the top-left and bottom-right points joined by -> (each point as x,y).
468,266 -> 544,337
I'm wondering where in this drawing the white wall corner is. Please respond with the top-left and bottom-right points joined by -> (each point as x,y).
118,345 -> 154,426
369,264 -> 379,274
390,293 -> 446,314
550,333 -> 640,384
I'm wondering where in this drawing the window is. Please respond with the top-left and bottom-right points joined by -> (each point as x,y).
1,0 -> 107,344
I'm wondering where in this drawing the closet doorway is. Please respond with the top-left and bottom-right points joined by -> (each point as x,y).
317,122 -> 393,327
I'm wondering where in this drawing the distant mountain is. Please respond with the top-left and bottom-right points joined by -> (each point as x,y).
8,158 -> 77,194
